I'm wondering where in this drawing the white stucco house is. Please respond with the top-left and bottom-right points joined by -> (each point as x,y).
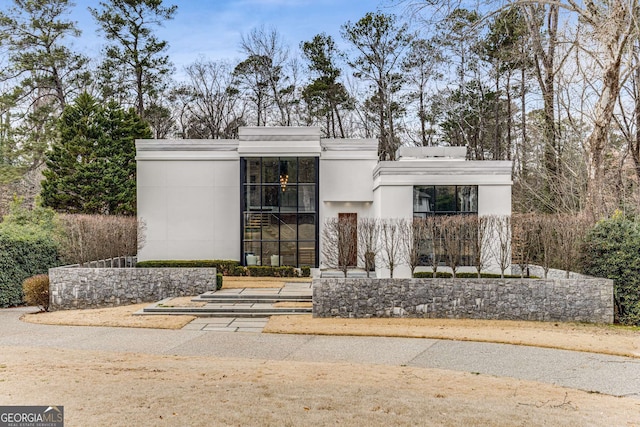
136,126 -> 512,278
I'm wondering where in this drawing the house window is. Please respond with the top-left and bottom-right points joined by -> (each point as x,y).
241,157 -> 319,267
413,185 -> 477,216
413,185 -> 478,266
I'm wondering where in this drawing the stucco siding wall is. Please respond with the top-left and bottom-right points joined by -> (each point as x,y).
320,159 -> 377,203
478,185 -> 511,216
137,158 -> 240,261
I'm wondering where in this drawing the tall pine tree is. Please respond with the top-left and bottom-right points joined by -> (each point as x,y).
41,93 -> 151,214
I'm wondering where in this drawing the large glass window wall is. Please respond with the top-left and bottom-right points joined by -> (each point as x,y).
241,157 -> 319,267
413,185 -> 478,267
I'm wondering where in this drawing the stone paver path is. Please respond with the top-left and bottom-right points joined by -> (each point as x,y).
182,316 -> 269,333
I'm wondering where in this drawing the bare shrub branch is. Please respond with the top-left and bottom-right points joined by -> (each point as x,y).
321,216 -> 358,277
469,215 -> 493,278
56,214 -> 138,265
488,215 -> 512,278
379,218 -> 406,278
357,217 -> 380,277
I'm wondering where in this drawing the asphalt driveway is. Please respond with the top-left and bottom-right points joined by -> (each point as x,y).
1,307 -> 639,399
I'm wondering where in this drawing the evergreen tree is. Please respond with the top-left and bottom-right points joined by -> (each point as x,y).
341,12 -> 412,160
41,93 -> 151,214
301,33 -> 352,138
90,0 -> 177,118
0,0 -> 90,180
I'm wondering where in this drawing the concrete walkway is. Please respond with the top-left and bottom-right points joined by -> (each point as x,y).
1,307 -> 639,399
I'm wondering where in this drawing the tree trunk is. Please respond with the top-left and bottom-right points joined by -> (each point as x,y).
585,61 -> 622,219
419,90 -> 427,146
521,54 -> 527,177
494,68 -> 501,160
506,70 -> 512,161
631,44 -> 640,193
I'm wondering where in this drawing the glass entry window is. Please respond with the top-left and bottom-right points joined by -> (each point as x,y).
241,157 -> 319,267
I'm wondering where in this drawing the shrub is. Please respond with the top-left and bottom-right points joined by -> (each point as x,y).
0,224 -> 59,307
232,266 -> 247,276
413,271 -> 453,278
413,271 -> 532,279
301,266 -> 311,277
23,274 -> 50,312
56,214 -> 138,265
455,272 -> 529,279
216,273 -> 223,290
581,213 -> 640,325
136,260 -> 239,275
246,266 -> 297,277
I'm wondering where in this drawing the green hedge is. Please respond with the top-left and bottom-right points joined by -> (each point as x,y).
413,271 -> 529,279
0,225 -> 59,307
246,266 -> 298,277
413,271 -> 453,278
136,260 -> 240,275
216,273 -> 223,290
231,266 -> 247,276
135,260 -> 308,279
581,214 -> 640,325
301,266 -> 311,277
456,272 -> 532,279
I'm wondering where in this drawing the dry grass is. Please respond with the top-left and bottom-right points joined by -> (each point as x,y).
21,304 -> 194,329
265,315 -> 640,358
157,297 -> 206,308
222,276 -> 311,289
1,346 -> 639,426
273,301 -> 313,308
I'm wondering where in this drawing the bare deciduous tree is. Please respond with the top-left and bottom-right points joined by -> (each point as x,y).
425,215 -> 444,277
183,59 -> 244,139
357,217 -> 380,277
488,215 -> 512,278
237,26 -> 296,126
56,214 -> 138,264
469,215 -> 492,278
512,213 -> 538,278
440,215 -> 467,278
554,213 -> 591,278
534,215 -> 556,278
379,218 -> 406,278
321,216 -> 358,277
401,217 -> 430,277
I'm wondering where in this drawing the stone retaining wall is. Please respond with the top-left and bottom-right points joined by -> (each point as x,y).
313,278 -> 614,323
49,262 -> 216,310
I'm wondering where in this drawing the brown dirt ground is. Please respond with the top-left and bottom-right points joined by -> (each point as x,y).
1,346 -> 639,426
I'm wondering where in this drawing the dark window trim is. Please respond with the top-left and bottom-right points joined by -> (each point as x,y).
240,156 -> 319,268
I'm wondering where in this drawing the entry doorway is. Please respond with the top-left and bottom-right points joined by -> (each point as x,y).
338,213 -> 358,267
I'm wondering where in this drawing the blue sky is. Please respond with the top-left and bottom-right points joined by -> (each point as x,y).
57,0 -> 393,71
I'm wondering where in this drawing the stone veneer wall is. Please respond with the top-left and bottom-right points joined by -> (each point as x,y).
49,262 -> 216,310
313,278 -> 614,323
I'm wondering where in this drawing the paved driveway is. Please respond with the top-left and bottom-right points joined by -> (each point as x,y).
1,307 -> 639,399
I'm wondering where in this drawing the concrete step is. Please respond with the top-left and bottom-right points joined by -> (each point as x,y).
194,293 -> 311,304
140,306 -> 311,317
320,269 -> 374,278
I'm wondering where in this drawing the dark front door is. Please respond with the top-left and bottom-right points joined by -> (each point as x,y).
339,213 -> 357,267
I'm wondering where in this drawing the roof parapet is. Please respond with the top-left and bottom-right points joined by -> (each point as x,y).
396,146 -> 467,160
